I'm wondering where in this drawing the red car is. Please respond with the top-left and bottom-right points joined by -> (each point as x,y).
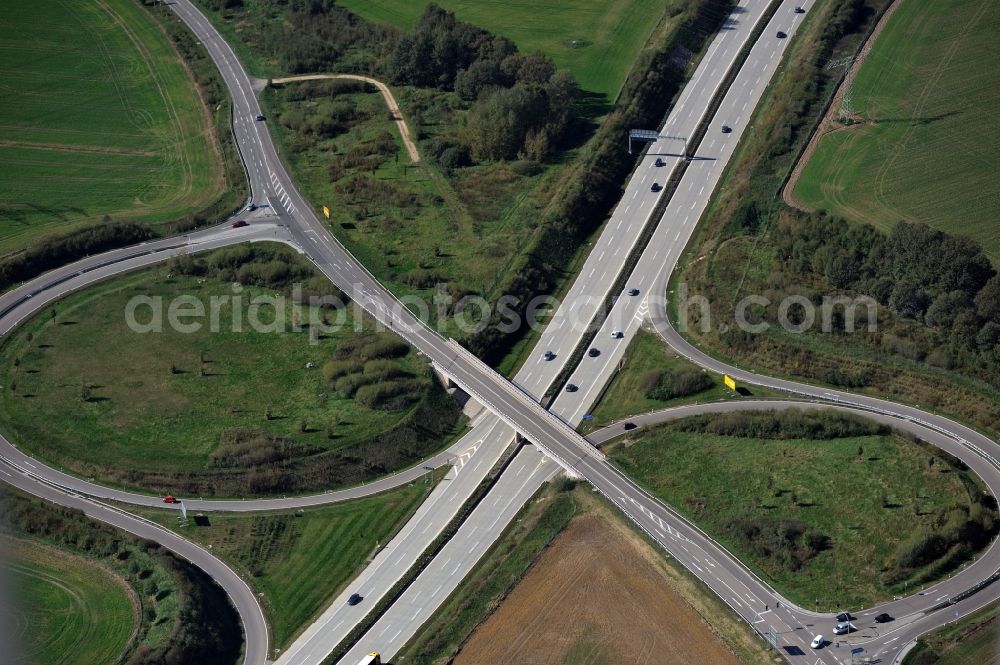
231,220 -> 248,228
162,495 -> 179,504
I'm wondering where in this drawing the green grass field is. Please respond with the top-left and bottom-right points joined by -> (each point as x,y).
0,248 -> 458,496
904,599 -> 1000,664
260,81 -> 567,321
5,538 -> 137,665
136,476 -> 436,650
0,0 -> 224,257
610,420 -> 983,608
335,0 -> 671,99
792,0 -> 1000,265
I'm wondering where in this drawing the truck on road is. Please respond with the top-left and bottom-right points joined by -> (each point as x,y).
357,653 -> 381,665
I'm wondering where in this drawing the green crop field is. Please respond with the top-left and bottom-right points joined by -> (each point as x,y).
792,0 -> 1000,264
0,246 -> 462,496
0,0 -> 224,257
4,538 -> 137,665
610,415 -> 991,608
136,476 -> 436,649
335,0 -> 671,99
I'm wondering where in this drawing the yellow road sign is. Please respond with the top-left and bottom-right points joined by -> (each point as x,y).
322,205 -> 330,219
724,374 -> 736,391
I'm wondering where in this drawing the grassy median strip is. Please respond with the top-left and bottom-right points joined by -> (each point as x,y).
319,441 -> 524,664
580,329 -> 771,433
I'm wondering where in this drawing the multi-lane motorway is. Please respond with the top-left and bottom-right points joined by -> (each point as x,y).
2,1 -> 999,664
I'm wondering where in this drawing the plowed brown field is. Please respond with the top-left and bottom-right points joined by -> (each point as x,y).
453,512 -> 742,665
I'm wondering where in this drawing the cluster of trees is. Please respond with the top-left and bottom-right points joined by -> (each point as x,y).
205,0 -> 394,74
640,366 -> 713,401
673,409 -> 890,440
387,4 -> 578,162
279,96 -> 363,140
724,516 -> 830,572
777,216 -> 1000,377
1,489 -> 242,665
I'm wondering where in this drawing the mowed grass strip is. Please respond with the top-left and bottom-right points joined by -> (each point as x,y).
5,538 -> 137,665
792,0 -> 1000,264
610,419 -> 982,608
903,599 -> 1000,665
0,253 -> 438,495
334,0 -> 671,99
137,477 -> 435,650
0,0 -> 223,256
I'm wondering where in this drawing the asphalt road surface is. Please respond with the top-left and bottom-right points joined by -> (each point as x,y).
279,2 -> 791,661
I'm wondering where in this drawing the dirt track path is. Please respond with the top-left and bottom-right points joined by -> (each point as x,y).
270,74 -> 421,163
782,0 -> 903,212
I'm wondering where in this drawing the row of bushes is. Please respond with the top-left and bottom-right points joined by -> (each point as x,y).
327,334 -> 425,409
672,409 -> 891,440
1,488 -> 242,664
387,5 -> 577,162
0,223 -> 152,293
208,429 -> 321,469
169,243 -> 346,301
